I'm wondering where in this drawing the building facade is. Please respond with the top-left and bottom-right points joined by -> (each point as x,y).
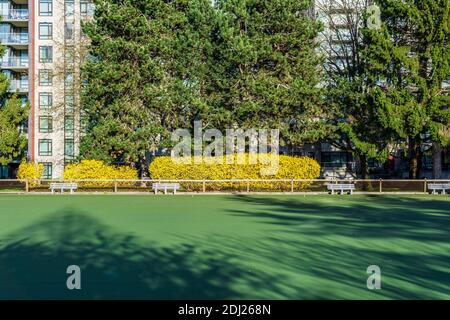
0,0 -> 93,179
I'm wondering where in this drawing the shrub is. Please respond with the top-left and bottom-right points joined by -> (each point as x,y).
149,154 -> 321,191
17,161 -> 44,187
64,160 -> 138,187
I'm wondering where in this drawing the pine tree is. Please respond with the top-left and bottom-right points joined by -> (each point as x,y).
81,0 -> 331,169
80,0 -> 215,175
364,0 -> 450,179
207,0 -> 330,145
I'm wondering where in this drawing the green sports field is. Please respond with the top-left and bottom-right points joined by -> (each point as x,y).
0,194 -> 449,299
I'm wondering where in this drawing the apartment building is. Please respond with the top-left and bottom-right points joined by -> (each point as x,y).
0,0 -> 93,179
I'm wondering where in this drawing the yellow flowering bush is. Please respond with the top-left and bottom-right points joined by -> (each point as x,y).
64,160 -> 138,187
17,161 -> 44,187
149,154 -> 321,191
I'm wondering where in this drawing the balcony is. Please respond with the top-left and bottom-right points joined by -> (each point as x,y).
8,80 -> 29,93
1,9 -> 29,20
0,33 -> 29,48
0,57 -> 28,70
1,9 -> 28,27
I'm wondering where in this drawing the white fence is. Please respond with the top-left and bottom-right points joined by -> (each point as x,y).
0,179 -> 449,194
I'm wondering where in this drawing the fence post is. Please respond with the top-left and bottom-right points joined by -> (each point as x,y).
424,178 -> 427,193
114,180 -> 118,193
379,178 -> 382,193
291,179 -> 294,193
247,181 -> 250,193
202,180 -> 206,193
25,179 -> 29,193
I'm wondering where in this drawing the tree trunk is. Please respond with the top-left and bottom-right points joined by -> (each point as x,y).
409,136 -> 421,179
359,154 -> 369,180
139,156 -> 148,180
432,141 -> 442,179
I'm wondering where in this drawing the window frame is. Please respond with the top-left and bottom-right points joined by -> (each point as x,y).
64,116 -> 75,132
38,139 -> 52,156
38,116 -> 53,133
64,138 -> 75,157
40,162 -> 53,179
38,22 -> 53,40
39,45 -> 53,63
38,69 -> 53,86
39,92 -> 53,109
39,0 -> 53,16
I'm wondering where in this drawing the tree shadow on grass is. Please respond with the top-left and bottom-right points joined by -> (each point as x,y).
220,195 -> 450,299
0,208 -> 272,299
225,195 -> 450,242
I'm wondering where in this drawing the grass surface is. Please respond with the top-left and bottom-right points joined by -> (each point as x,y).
0,194 -> 449,299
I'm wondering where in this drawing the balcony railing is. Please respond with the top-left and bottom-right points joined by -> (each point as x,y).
0,9 -> 29,20
0,57 -> 28,68
8,80 -> 29,92
0,33 -> 29,44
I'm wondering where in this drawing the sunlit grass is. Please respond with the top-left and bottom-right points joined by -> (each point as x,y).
0,195 -> 448,299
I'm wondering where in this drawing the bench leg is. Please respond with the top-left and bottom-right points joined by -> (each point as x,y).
164,187 -> 167,195
174,188 -> 176,195
331,189 -> 334,195
154,187 -> 158,194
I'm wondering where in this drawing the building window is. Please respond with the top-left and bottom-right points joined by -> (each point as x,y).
65,95 -> 74,113
39,0 -> 53,16
39,23 -> 52,40
65,48 -> 75,65
39,116 -> 53,133
39,92 -> 52,109
20,96 -> 28,106
65,0 -> 74,17
0,165 -> 10,179
65,116 -> 74,132
18,122 -> 28,134
65,72 -> 74,86
39,46 -> 53,63
421,154 -> 433,170
38,139 -> 52,156
65,22 -> 74,39
40,162 -> 52,179
321,152 -> 352,167
80,0 -> 95,17
65,139 -> 74,157
39,69 -> 52,86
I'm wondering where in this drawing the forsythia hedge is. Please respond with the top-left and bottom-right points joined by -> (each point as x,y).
17,161 -> 44,187
64,160 -> 138,187
149,154 -> 321,191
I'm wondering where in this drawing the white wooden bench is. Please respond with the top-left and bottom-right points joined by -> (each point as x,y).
427,183 -> 450,195
49,183 -> 78,194
152,183 -> 180,194
327,183 -> 355,195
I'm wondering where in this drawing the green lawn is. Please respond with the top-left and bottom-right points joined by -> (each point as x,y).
0,194 -> 449,299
